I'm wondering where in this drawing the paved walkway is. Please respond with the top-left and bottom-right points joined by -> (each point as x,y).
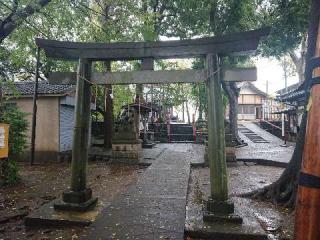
83,144 -> 195,240
236,121 -> 295,163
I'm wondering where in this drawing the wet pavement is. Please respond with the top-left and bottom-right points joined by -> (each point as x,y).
186,166 -> 293,240
236,122 -> 295,164
82,144 -> 197,240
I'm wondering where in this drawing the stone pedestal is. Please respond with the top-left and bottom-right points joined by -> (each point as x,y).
226,146 -> 236,162
203,198 -> 243,224
204,142 -> 236,165
111,105 -> 142,164
225,133 -> 237,163
111,140 -> 142,164
54,189 -> 98,211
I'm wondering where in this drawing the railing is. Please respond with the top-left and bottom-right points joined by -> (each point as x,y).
259,119 -> 287,139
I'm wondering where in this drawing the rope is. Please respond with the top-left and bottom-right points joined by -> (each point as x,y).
205,67 -> 221,84
77,74 -> 112,91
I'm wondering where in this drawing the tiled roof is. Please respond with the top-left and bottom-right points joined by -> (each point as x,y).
3,81 -> 75,96
238,81 -> 268,98
277,90 -> 305,102
276,81 -> 306,103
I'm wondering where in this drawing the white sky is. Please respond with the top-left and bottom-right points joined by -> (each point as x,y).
254,57 -> 299,95
160,35 -> 300,96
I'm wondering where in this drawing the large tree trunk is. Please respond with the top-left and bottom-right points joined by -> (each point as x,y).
242,112 -> 307,208
289,35 -> 307,83
221,81 -> 241,143
0,0 -> 52,43
243,0 -> 320,209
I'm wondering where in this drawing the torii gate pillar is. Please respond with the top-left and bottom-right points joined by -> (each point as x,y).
204,54 -> 242,223
54,59 -> 98,211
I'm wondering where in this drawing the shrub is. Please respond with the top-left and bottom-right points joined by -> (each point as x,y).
1,105 -> 28,185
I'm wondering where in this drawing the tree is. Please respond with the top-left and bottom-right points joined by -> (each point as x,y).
259,0 -> 311,82
0,0 -> 52,43
210,0 -> 260,144
244,0 -> 320,208
280,55 -> 296,90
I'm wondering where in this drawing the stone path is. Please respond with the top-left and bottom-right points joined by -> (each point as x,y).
83,144 -> 194,240
236,121 -> 295,164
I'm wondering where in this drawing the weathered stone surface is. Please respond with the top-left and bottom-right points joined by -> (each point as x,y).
54,197 -> 98,212
25,200 -> 100,227
237,122 -> 294,165
206,198 -> 235,215
203,212 -> 243,224
186,167 -> 269,240
82,144 -> 192,240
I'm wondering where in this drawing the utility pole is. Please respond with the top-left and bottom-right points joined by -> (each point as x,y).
30,47 -> 40,165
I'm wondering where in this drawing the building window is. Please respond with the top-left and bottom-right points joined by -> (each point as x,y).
239,105 -> 256,114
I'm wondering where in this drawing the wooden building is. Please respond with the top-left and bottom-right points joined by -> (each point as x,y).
238,82 -> 268,120
275,82 -> 306,139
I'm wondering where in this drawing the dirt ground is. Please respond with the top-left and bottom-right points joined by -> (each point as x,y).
187,164 -> 294,240
0,161 -> 145,240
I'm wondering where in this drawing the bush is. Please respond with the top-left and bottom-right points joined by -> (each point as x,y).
1,105 -> 28,185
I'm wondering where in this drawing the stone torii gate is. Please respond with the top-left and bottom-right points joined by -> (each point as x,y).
35,28 -> 269,219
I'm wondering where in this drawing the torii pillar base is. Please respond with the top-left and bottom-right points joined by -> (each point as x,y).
54,189 -> 98,212
203,198 -> 243,224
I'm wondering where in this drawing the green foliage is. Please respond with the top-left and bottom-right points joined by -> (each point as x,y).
258,0 -> 310,58
113,85 -> 135,118
1,106 -> 28,185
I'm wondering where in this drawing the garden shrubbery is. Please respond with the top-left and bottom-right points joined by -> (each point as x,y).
1,105 -> 28,185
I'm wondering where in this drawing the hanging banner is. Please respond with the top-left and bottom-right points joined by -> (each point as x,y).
0,124 -> 9,159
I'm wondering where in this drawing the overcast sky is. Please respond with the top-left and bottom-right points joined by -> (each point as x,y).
255,57 -> 299,95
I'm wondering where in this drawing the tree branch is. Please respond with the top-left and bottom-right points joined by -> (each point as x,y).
0,0 -> 52,43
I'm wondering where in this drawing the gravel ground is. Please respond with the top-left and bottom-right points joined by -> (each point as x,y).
0,162 -> 145,240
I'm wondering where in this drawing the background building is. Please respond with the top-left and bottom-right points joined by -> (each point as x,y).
238,82 -> 268,120
4,81 -> 95,161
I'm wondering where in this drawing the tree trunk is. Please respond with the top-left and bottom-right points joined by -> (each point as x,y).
182,101 -> 185,122
185,101 -> 191,124
198,84 -> 204,121
0,0 -> 52,43
221,81 -> 241,143
194,100 -> 199,122
289,51 -> 305,83
289,35 -> 307,83
243,0 -> 320,208
243,112 -> 307,208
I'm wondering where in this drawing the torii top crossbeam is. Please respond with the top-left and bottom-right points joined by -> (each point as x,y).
36,28 -> 270,61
